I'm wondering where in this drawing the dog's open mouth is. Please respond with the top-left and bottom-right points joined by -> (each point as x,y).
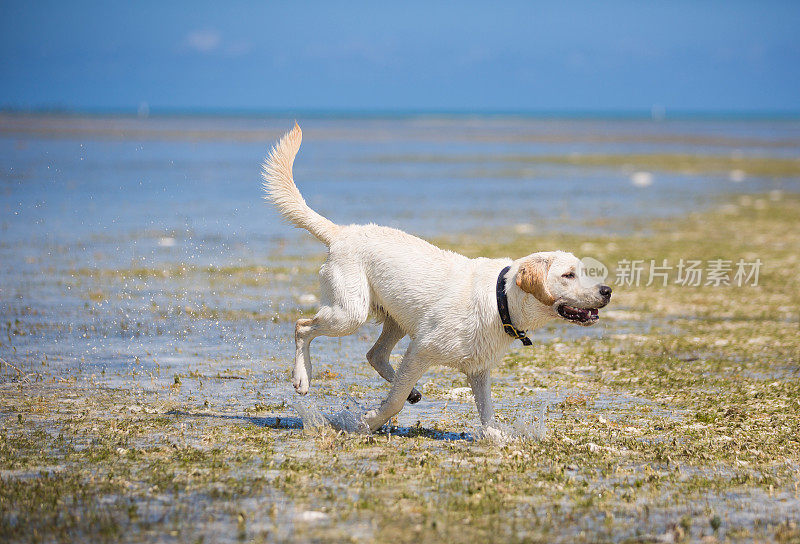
557,304 -> 600,325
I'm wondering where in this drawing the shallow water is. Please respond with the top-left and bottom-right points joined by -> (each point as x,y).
3,116 -> 800,543
2,114 -> 799,425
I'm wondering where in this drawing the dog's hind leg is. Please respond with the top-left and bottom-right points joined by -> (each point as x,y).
366,316 -> 422,404
363,341 -> 429,431
294,304 -> 365,394
293,317 -> 316,394
293,260 -> 369,395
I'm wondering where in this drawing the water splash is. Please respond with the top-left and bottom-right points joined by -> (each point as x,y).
291,396 -> 328,431
477,399 -> 548,444
513,400 -> 548,441
291,395 -> 369,434
327,396 -> 370,434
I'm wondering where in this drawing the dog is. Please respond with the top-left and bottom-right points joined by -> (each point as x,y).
262,124 -> 611,434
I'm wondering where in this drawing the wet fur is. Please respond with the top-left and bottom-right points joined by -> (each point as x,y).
262,124 -> 610,433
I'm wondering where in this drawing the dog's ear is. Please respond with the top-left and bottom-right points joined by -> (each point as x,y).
516,255 -> 556,306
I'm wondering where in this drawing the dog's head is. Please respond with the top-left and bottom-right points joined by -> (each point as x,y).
514,251 -> 611,326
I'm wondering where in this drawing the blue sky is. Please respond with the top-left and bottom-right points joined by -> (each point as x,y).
1,1 -> 798,113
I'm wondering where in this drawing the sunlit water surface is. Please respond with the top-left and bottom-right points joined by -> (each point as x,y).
2,114 -> 799,430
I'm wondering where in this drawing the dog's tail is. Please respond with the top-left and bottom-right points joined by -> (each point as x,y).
261,123 -> 339,246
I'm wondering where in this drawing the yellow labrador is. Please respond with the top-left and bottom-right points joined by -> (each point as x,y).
262,125 -> 611,434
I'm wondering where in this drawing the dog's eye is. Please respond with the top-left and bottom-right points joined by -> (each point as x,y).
562,272 -> 576,279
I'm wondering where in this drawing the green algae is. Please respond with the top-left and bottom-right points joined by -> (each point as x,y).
1,194 -> 799,543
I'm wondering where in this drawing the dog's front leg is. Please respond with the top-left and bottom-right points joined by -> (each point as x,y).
467,369 -> 496,427
366,317 -> 422,404
364,343 -> 428,432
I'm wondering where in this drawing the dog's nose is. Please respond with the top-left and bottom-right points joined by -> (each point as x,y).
599,285 -> 612,298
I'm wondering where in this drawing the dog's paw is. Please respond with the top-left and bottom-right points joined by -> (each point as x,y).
406,388 -> 422,404
292,376 -> 309,395
361,409 -> 381,433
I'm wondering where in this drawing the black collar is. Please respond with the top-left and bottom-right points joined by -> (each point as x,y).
496,265 -> 532,346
